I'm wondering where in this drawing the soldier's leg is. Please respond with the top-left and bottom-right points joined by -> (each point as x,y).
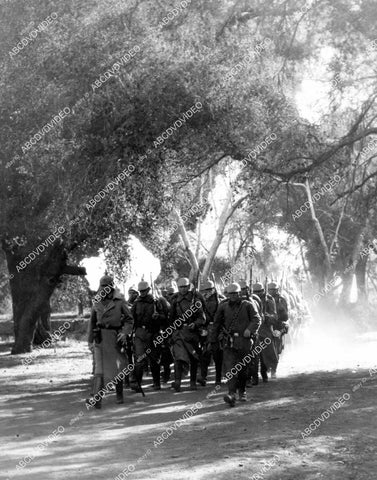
223,348 -> 237,406
271,338 -> 280,378
237,355 -> 248,401
190,355 -> 198,390
124,347 -> 133,388
198,348 -> 211,386
250,353 -> 259,385
150,356 -> 161,390
86,342 -> 104,408
172,360 -> 183,392
213,347 -> 223,385
86,374 -> 103,409
160,346 -> 172,383
115,377 -> 124,404
260,355 -> 268,382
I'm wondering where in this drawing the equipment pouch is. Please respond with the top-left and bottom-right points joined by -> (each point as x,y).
232,333 -> 244,351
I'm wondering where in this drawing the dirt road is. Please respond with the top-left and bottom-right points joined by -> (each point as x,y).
1,322 -> 376,480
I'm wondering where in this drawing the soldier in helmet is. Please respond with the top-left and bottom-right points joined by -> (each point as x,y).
166,286 -> 177,303
169,277 -> 206,392
157,291 -> 173,384
87,275 -> 133,408
252,282 -> 278,383
239,280 -> 262,387
210,283 -> 261,407
197,280 -> 225,387
123,285 -> 139,387
127,286 -> 139,307
131,281 -> 169,391
268,282 -> 289,378
239,280 -> 262,310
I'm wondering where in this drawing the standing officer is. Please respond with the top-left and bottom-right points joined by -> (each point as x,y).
132,281 -> 168,391
268,282 -> 289,378
198,280 -> 225,386
169,277 -> 206,392
87,275 -> 133,408
210,283 -> 261,406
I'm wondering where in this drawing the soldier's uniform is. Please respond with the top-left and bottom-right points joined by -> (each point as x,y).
132,281 -> 168,390
123,286 -> 139,388
268,282 -> 289,377
239,281 -> 263,387
251,282 -> 278,383
158,295 -> 173,383
210,283 -> 261,406
198,281 -> 225,386
87,276 -> 133,408
169,277 -> 206,392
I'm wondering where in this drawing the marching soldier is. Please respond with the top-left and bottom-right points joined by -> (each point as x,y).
87,275 -> 133,408
239,280 -> 262,387
127,286 -> 139,307
131,281 -> 169,391
267,282 -> 289,378
164,286 -> 177,304
239,280 -> 262,309
169,277 -> 206,392
123,285 -> 139,387
157,293 -> 173,384
210,283 -> 261,406
197,280 -> 225,386
252,282 -> 278,383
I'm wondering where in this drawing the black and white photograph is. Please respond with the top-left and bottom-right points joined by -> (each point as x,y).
1,1 -> 377,479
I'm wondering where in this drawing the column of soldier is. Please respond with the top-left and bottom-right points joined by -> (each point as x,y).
86,275 -> 289,409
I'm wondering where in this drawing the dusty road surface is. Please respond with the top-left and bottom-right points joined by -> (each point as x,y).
1,318 -> 377,480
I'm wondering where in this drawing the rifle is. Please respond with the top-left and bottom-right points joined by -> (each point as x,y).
263,276 -> 268,316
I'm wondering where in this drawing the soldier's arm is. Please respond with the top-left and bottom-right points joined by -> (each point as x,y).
169,296 -> 178,326
265,297 -> 277,327
209,303 -> 224,342
120,300 -> 134,335
87,308 -> 97,344
279,297 -> 289,324
156,298 -> 169,329
194,293 -> 206,327
245,301 -> 261,334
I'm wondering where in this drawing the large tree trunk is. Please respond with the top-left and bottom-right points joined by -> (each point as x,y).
202,193 -> 247,281
173,209 -> 200,281
2,240 -> 86,354
339,271 -> 353,305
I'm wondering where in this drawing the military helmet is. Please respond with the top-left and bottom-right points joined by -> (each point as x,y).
128,285 -> 138,293
138,281 -> 150,291
167,286 -> 176,294
177,277 -> 190,287
268,282 -> 278,290
239,280 -> 248,289
99,275 -> 114,287
253,282 -> 264,293
201,280 -> 214,290
227,282 -> 241,293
